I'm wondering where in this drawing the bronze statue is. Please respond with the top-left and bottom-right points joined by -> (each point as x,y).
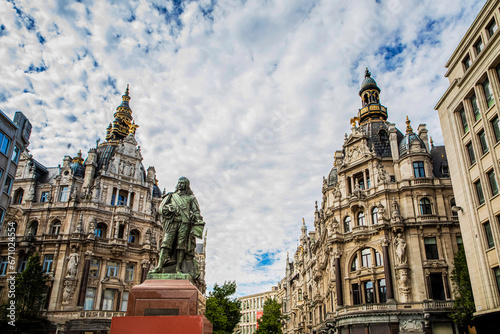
151,177 -> 205,277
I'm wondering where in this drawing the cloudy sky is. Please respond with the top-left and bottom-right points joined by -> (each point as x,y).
0,0 -> 485,296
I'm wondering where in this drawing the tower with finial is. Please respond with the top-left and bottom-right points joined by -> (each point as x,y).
106,85 -> 138,142
358,68 -> 388,124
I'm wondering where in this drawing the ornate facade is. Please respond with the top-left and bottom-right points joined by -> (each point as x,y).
0,87 -> 206,333
279,70 -> 461,334
435,0 -> 500,332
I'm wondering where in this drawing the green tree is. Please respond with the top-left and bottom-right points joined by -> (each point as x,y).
205,281 -> 242,334
15,253 -> 48,318
255,298 -> 284,334
450,245 -> 475,333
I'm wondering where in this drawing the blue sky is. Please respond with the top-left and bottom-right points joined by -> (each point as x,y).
0,0 -> 485,296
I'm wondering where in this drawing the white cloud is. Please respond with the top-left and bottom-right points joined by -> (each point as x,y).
0,0 -> 485,296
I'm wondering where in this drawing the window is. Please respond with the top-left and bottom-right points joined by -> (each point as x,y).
121,291 -> 129,312
13,188 -> 23,204
0,132 -> 10,155
475,180 -> 485,205
107,261 -> 119,277
479,130 -> 489,154
112,189 -> 129,206
429,273 -> 446,300
89,259 -> 100,277
419,198 -> 432,215
492,117 -> 500,143
351,254 -> 358,272
424,237 -> 439,260
352,284 -> 361,305
125,264 -> 134,281
361,248 -> 372,267
467,142 -> 476,165
357,211 -> 365,226
371,207 -> 379,224
471,94 -> 480,121
84,287 -> 96,310
375,250 -> 383,266
413,161 -> 425,178
128,230 -> 139,244
102,289 -> 116,311
475,38 -> 484,55
459,108 -> 469,133
50,221 -> 61,234
11,146 -> 20,164
483,79 -> 494,108
27,221 -> 38,236
59,186 -> 69,202
40,191 -> 49,203
462,54 -> 472,71
378,279 -> 387,303
95,223 -> 106,238
18,255 -> 27,272
484,221 -> 495,249
0,256 -> 8,276
364,281 -> 374,304
43,254 -> 54,273
494,267 -> 500,295
488,170 -> 499,196
450,198 -> 458,216
3,175 -> 12,194
488,19 -> 498,38
344,216 -> 351,233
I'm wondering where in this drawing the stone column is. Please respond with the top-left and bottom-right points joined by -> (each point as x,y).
78,257 -> 91,306
363,170 -> 367,189
382,239 -> 394,300
96,259 -> 107,310
350,177 -> 355,194
443,272 -> 451,300
425,270 -> 432,299
335,253 -> 343,306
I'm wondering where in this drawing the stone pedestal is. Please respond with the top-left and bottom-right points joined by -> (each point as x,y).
111,315 -> 213,334
111,279 -> 212,334
126,279 -> 206,316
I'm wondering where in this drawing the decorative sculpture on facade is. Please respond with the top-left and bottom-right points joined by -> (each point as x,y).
66,251 -> 79,278
395,233 -> 407,265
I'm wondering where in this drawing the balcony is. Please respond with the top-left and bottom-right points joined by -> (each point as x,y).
411,178 -> 433,186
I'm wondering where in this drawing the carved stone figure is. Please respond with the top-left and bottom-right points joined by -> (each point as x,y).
400,319 -> 423,332
377,163 -> 388,183
62,281 -> 74,303
150,177 -> 205,277
395,233 -> 407,265
66,252 -> 79,278
391,197 -> 400,216
397,269 -> 411,302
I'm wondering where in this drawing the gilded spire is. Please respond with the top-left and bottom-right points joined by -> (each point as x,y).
430,136 -> 434,147
405,116 -> 413,134
72,150 -> 84,164
365,67 -> 371,78
106,85 -> 135,142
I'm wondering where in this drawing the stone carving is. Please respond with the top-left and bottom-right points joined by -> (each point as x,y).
400,319 -> 423,332
62,279 -> 77,304
395,233 -> 407,265
151,177 -> 205,278
330,257 -> 336,280
74,214 -> 84,234
27,182 -> 36,201
396,268 -> 411,302
66,252 -> 79,278
377,163 -> 388,184
88,219 -> 96,238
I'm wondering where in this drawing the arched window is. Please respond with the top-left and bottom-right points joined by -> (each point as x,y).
358,211 -> 365,226
27,221 -> 38,236
420,198 -> 432,215
371,207 -> 379,224
128,230 -> 140,244
95,223 -> 107,238
351,254 -> 358,271
50,220 -> 61,234
344,216 -> 351,232
361,248 -> 372,267
450,198 -> 458,216
13,188 -> 24,204
364,94 -> 369,105
375,250 -> 383,266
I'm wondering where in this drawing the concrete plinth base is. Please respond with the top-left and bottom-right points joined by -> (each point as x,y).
111,315 -> 213,334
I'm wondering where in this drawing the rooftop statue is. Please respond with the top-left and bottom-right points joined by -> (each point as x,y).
150,177 -> 205,280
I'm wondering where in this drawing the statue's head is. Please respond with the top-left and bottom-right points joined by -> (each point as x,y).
176,177 -> 193,194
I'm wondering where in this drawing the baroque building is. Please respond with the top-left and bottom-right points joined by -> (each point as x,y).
235,286 -> 279,334
435,0 -> 500,331
0,87 -> 206,333
279,70 -> 461,334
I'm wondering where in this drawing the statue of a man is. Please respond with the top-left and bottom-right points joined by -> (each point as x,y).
151,177 -> 205,274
